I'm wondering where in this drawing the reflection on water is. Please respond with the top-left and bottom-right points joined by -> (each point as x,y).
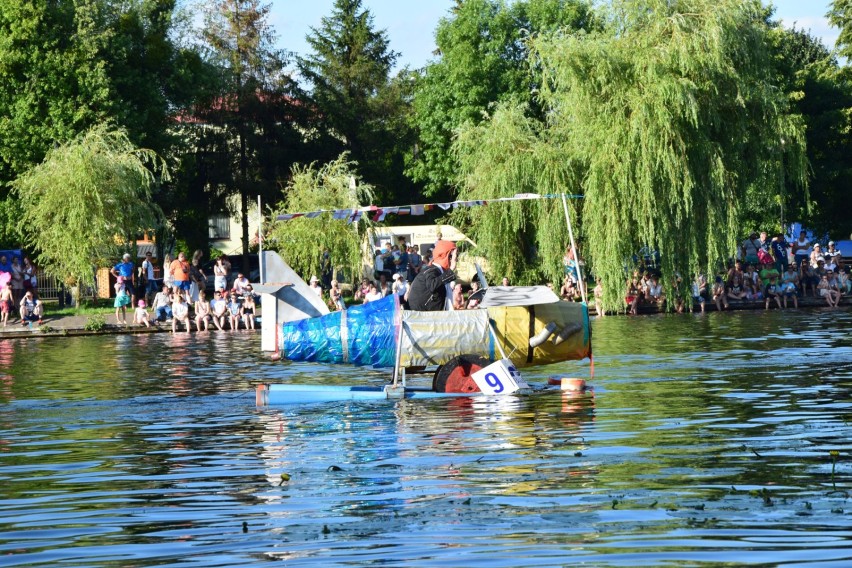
0,310 -> 850,566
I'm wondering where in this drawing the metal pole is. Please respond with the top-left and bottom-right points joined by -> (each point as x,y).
391,297 -> 405,387
488,318 -> 509,361
779,153 -> 785,234
258,195 -> 264,284
561,193 -> 587,304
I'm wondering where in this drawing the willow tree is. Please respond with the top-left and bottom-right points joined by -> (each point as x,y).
452,102 -> 576,285
12,123 -> 165,300
453,0 -> 807,311
267,155 -> 374,284
829,0 -> 852,60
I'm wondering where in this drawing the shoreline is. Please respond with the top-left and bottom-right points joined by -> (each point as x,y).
0,314 -> 260,339
594,293 -> 850,316
2,294 -> 848,339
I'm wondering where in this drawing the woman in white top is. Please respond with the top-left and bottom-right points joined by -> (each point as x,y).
792,230 -> 811,266
809,243 -> 825,268
364,283 -> 382,303
391,273 -> 407,299
213,258 -> 228,292
9,257 -> 24,306
308,276 -> 322,298
825,241 -> 842,270
163,253 -> 174,290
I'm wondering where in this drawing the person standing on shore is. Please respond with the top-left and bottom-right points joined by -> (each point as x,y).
189,250 -> 206,303
113,277 -> 131,324
407,245 -> 422,282
162,253 -> 174,291
9,257 -> 24,308
141,252 -> 157,305
111,253 -> 136,307
170,252 -> 191,303
792,230 -> 811,268
213,257 -> 228,292
771,233 -> 790,274
0,281 -> 13,326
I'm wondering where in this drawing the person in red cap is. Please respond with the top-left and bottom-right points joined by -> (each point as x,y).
406,239 -> 458,311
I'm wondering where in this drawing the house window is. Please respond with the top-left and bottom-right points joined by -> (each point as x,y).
209,214 -> 231,240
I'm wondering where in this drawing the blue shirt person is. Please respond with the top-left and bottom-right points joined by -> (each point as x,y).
111,253 -> 135,281
770,234 -> 790,273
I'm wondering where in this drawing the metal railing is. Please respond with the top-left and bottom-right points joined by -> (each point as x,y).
33,269 -> 96,303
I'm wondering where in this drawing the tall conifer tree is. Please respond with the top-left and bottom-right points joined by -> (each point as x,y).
299,0 -> 413,202
201,0 -> 300,263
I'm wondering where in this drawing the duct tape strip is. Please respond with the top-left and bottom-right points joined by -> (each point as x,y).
340,309 -> 349,364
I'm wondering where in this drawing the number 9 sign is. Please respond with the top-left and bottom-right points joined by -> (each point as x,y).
472,359 -> 525,395
484,372 -> 505,393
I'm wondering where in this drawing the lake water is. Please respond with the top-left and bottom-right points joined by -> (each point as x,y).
1,309 -> 850,566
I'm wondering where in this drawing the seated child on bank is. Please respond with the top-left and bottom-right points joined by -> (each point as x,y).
134,300 -> 151,327
171,294 -> 191,333
765,275 -> 782,309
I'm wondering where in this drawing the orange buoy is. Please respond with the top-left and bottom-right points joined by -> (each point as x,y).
561,378 -> 586,391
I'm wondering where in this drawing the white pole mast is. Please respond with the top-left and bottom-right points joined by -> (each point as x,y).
258,195 -> 264,284
561,193 -> 587,304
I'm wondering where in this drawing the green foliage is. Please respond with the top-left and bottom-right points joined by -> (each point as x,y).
0,0 -> 200,181
0,196 -> 23,249
765,23 -> 852,237
0,0 -> 209,260
451,102 -> 574,285
267,155 -> 374,284
0,0 -> 114,186
298,0 -> 415,202
200,0 -> 304,257
409,0 -> 598,197
84,314 -> 107,332
828,0 -> 852,60
11,123 -> 166,291
453,0 -> 807,312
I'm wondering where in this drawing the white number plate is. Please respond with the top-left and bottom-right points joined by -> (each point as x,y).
472,359 -> 528,395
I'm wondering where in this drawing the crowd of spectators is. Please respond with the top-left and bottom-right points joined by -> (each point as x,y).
611,230 -> 848,315
313,235 -> 492,311
0,253 -> 42,326
109,250 -> 258,332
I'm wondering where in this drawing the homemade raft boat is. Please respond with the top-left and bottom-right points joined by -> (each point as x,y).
254,251 -> 591,405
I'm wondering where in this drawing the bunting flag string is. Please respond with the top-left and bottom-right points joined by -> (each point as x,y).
275,193 -> 583,222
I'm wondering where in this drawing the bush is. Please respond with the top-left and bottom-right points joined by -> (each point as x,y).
84,314 -> 106,332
